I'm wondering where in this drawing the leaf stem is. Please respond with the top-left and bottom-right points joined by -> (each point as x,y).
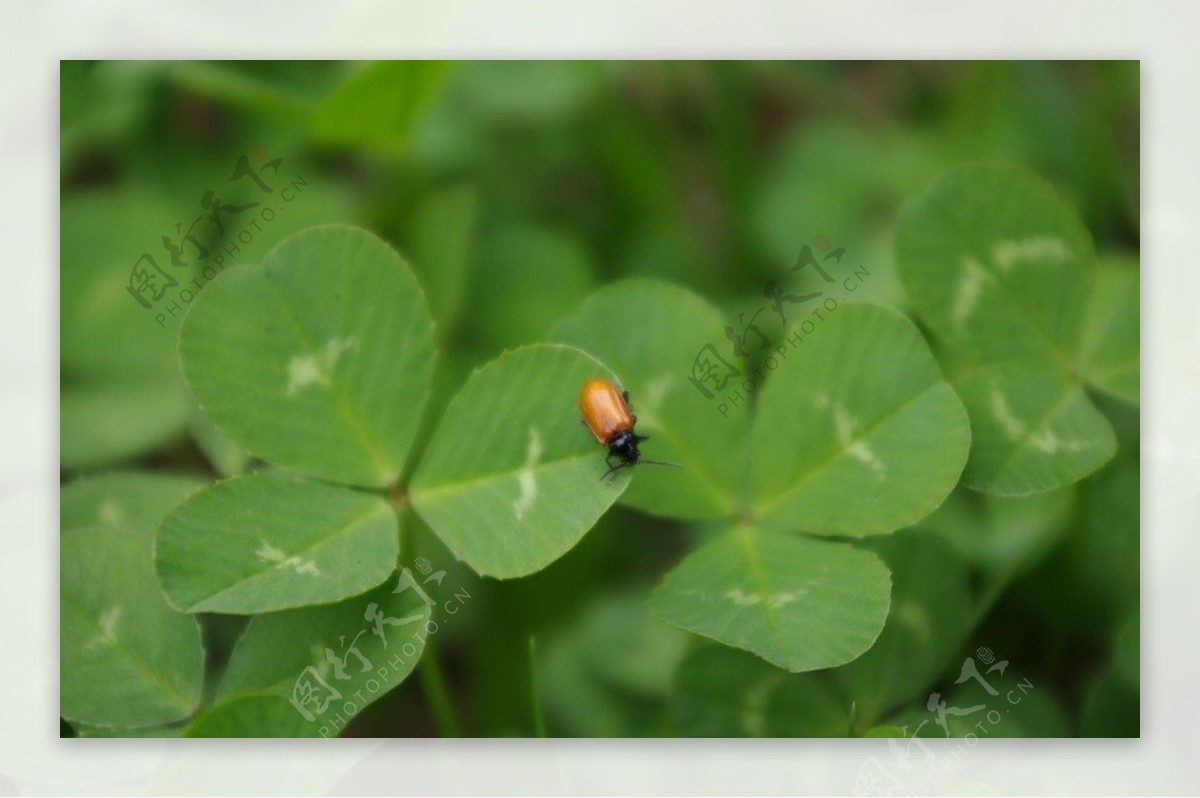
418,646 -> 462,737
528,636 -> 547,738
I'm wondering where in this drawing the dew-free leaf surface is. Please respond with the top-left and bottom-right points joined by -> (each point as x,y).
190,578 -> 431,737
557,288 -> 966,671
61,473 -> 209,728
180,225 -> 434,487
410,344 -> 630,578
951,367 -> 1115,495
671,644 -> 851,736
60,380 -> 188,471
553,278 -> 750,520
156,472 -> 399,614
61,472 -> 207,534
896,165 -> 1134,494
648,529 -> 891,673
61,524 -> 204,728
1079,255 -> 1139,405
832,531 -> 973,726
183,691 -> 317,738
751,303 -> 970,536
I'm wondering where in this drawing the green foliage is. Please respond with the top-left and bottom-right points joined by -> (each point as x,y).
471,224 -> 595,352
61,475 -> 207,729
831,531 -> 973,725
553,279 -> 746,519
921,486 -> 1076,605
895,164 -> 1135,495
403,183 -> 479,334
188,580 -> 431,737
60,381 -> 187,471
59,61 -> 1138,739
1114,615 -> 1139,686
671,645 -> 852,736
557,290 -> 966,670
60,189 -> 192,469
61,472 -> 207,532
186,396 -> 250,477
891,664 -> 1072,738
1079,254 -> 1140,404
649,530 -> 892,673
410,345 -> 630,578
309,61 -> 452,148
156,472 -> 399,614
1080,613 -> 1139,737
1080,672 -> 1139,737
184,692 -> 316,738
536,593 -> 688,736
179,226 -> 434,487
750,303 -> 970,536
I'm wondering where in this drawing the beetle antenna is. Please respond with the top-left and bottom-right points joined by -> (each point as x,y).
599,460 -> 683,480
599,462 -> 631,481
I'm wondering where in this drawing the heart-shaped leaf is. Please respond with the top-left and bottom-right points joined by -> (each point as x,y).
156,472 -> 399,614
951,367 -> 1115,495
554,288 -> 962,670
896,165 -> 1131,494
180,225 -> 435,487
62,524 -> 204,727
61,474 -> 208,729
896,164 -> 1095,366
410,344 -> 630,578
553,278 -> 750,520
751,303 -> 971,536
189,575 -> 431,737
648,528 -> 891,673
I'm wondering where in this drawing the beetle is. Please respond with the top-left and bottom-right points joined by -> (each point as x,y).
578,378 -> 681,480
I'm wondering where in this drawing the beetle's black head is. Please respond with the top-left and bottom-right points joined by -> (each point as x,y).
607,429 -> 647,466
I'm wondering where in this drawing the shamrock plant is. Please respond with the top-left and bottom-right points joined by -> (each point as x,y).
895,164 -> 1134,494
59,163 -> 1137,737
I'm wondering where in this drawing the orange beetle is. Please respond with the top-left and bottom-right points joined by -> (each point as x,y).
578,378 -> 681,480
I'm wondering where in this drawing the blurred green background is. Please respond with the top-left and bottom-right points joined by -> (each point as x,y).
60,61 -> 1139,737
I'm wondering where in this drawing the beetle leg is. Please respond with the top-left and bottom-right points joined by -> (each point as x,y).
600,461 -> 626,481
